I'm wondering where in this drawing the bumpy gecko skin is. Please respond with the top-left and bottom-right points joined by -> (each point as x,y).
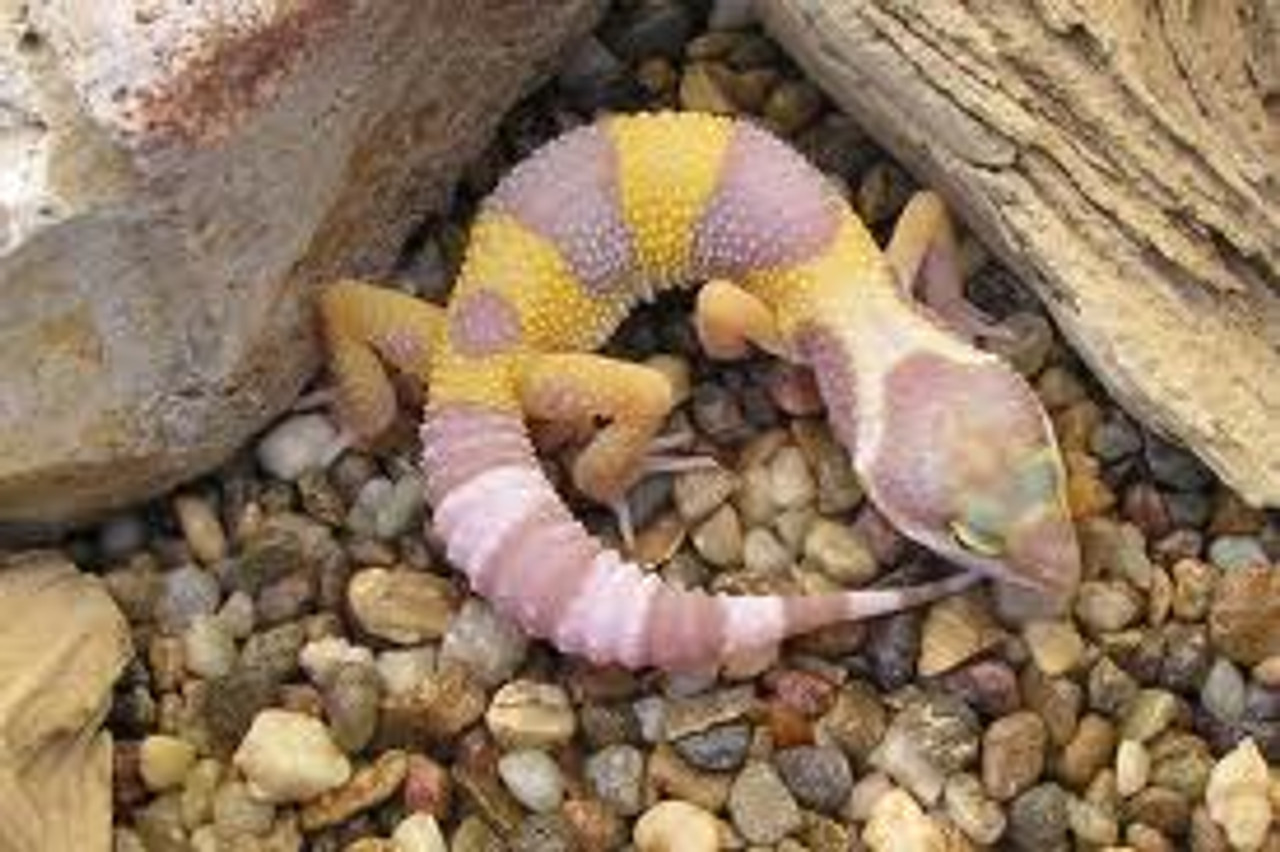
322,111 -> 1081,671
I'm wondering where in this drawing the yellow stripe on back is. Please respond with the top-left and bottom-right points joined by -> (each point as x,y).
608,112 -> 734,285
458,210 -> 624,350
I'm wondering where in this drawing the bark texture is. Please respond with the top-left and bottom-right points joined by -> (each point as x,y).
763,1 -> 1280,505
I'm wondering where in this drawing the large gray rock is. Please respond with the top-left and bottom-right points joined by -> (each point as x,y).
0,0 -> 601,526
0,551 -> 131,852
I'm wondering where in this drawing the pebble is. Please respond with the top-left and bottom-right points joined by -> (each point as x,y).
1090,415 -> 1143,461
300,749 -> 408,831
867,609 -> 922,690
802,518 -> 877,586
691,504 -> 743,567
678,63 -> 737,113
673,468 -> 738,523
212,779 -> 276,837
391,814 -> 448,852
1205,738 -> 1272,850
709,0 -> 756,29
99,513 -> 149,559
1057,714 -> 1117,790
728,761 -> 802,844
156,564 -> 222,633
918,592 -> 1004,676
982,711 -> 1047,801
1074,580 -> 1143,633
672,723 -> 751,772
869,692 -> 980,804
403,753 -> 452,818
376,646 -> 436,696
1116,739 -> 1152,796
1207,534 -> 1269,570
1170,558 -> 1216,620
323,662 -> 381,753
944,773 -> 1006,845
256,413 -> 340,481
1144,435 -> 1214,491
690,382 -> 747,442
1082,518 -> 1154,588
486,680 -> 577,750
347,567 -> 456,644
139,735 -> 197,792
862,788 -> 948,851
237,620 -> 307,683
496,750 -> 564,814
439,599 -> 528,687
774,745 -> 853,814
1024,619 -> 1085,675
1006,783 -> 1070,849
1120,689 -> 1180,743
1088,656 -> 1141,716
585,745 -> 646,816
1068,796 -> 1120,846
232,709 -> 352,803
741,526 -> 792,574
299,636 -> 375,686
181,759 -> 223,827
633,800 -> 720,852
375,475 -> 428,540
511,813 -> 577,852
174,494 -> 228,565
768,445 -> 816,508
1201,657 -> 1247,723
599,0 -> 693,60
183,615 -> 237,679
217,591 -> 255,639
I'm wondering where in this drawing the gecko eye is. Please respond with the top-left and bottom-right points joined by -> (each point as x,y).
948,519 -> 1005,558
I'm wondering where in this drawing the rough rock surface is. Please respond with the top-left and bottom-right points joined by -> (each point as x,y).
763,1 -> 1280,506
0,552 -> 132,852
0,0 -> 602,527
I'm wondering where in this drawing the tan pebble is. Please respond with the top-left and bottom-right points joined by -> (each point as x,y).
1253,657 -> 1280,688
139,735 -> 197,792
1024,619 -> 1085,675
742,527 -> 792,574
679,63 -> 738,114
735,464 -> 777,526
918,591 -> 1005,677
1205,738 -> 1272,850
763,80 -> 824,136
391,813 -> 447,852
768,445 -> 816,509
174,494 -> 228,565
863,788 -> 949,851
1067,796 -> 1120,846
300,750 -> 408,831
802,518 -> 876,587
485,679 -> 577,750
634,800 -> 722,852
674,468 -> 739,523
633,512 -> 689,565
846,771 -> 895,822
1116,739 -> 1151,797
347,568 -> 456,645
691,504 -> 743,568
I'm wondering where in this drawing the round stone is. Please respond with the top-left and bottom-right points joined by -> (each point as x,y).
497,750 -> 565,814
633,800 -> 720,852
232,709 -> 351,803
139,735 -> 198,792
728,761 -> 802,844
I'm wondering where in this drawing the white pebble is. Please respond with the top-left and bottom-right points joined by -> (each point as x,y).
377,646 -> 437,696
497,749 -> 565,814
634,800 -> 721,852
1206,737 -> 1272,850
232,709 -> 351,803
300,636 -> 376,687
183,615 -> 237,679
256,413 -> 340,481
392,813 -> 448,852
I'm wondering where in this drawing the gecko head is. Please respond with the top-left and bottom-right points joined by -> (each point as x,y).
862,349 -> 1081,613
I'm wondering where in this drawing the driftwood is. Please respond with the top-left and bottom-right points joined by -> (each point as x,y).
762,1 -> 1280,506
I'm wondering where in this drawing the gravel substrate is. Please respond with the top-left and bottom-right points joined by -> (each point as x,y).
37,1 -> 1280,850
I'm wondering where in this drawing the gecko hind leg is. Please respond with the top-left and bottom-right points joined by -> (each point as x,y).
317,280 -> 446,442
519,353 -> 717,549
887,192 -> 1013,343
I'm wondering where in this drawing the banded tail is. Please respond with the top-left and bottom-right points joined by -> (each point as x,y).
422,404 -> 979,671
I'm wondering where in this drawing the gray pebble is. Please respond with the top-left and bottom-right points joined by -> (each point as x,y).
672,723 -> 751,772
157,565 -> 222,633
1208,535 -> 1269,571
1145,436 -> 1214,491
375,474 -> 428,539
585,745 -> 646,816
773,745 -> 853,815
323,662 -> 382,753
1006,783 -> 1069,849
498,750 -> 565,814
599,0 -> 694,60
256,413 -> 340,481
1201,658 -> 1247,723
728,761 -> 802,844
1090,416 -> 1142,462
440,599 -> 528,688
99,513 -> 149,559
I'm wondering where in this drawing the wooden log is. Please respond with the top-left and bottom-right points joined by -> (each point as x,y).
763,1 -> 1280,506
